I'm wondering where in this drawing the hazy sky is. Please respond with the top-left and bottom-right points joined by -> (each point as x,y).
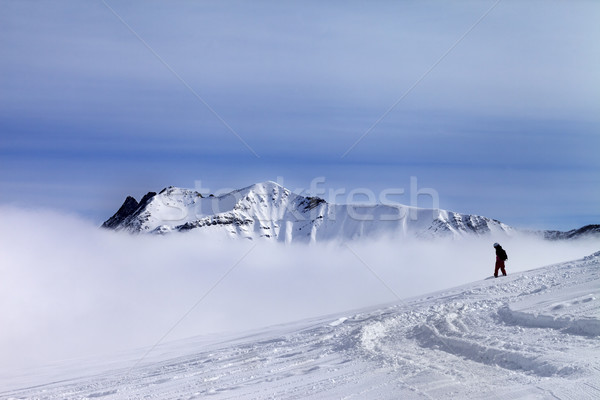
1,0 -> 599,229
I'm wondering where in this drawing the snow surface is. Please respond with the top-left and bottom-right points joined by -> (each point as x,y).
2,252 -> 599,399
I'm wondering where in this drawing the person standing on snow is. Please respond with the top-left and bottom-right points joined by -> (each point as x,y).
493,242 -> 508,277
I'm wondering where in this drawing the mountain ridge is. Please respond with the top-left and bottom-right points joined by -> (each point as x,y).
102,181 -> 597,242
102,181 -> 516,242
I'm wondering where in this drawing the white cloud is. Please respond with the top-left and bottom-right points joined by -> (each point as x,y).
1,206 -> 598,373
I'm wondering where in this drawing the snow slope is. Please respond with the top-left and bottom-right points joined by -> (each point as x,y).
102,181 -> 513,242
3,251 -> 599,399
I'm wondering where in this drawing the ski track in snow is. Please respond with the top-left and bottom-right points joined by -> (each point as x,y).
2,252 -> 599,399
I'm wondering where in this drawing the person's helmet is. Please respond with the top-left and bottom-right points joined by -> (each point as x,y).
493,242 -> 499,248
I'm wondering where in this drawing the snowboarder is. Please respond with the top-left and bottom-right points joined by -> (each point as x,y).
493,242 -> 508,277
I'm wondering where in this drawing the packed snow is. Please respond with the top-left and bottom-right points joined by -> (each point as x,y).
2,251 -> 598,399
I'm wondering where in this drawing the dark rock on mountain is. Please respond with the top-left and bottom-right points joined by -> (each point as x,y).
101,192 -> 156,230
543,224 -> 600,240
101,196 -> 139,229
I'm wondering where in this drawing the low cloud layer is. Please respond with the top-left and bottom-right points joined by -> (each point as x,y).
0,206 -> 598,375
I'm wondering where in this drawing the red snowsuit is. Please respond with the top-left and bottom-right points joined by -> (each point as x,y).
494,256 -> 507,277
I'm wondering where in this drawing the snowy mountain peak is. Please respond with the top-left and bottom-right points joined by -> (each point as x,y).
225,181 -> 301,208
241,180 -> 287,193
158,186 -> 202,197
102,181 -> 515,242
227,181 -> 297,204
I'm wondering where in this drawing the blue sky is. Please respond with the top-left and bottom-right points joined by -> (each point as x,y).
1,0 -> 598,230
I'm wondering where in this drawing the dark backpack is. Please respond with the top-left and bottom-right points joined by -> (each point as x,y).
500,248 -> 508,261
